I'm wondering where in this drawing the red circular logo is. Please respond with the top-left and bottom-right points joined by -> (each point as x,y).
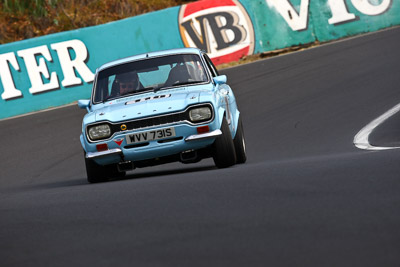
179,0 -> 255,65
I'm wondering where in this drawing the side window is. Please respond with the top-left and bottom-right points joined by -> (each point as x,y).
203,54 -> 219,77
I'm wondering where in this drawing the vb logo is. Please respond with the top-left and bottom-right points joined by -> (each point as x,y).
179,0 -> 255,65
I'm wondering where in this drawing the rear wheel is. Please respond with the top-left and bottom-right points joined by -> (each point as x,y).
213,118 -> 237,168
233,116 -> 247,164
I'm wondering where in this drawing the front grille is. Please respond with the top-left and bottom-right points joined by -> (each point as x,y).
86,103 -> 214,143
111,112 -> 189,133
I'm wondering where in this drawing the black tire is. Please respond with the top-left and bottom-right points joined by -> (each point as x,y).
213,118 -> 237,168
233,116 -> 247,164
106,164 -> 126,179
85,155 -> 108,183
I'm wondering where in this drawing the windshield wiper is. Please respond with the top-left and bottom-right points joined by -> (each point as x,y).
102,96 -> 113,103
172,81 -> 203,87
142,86 -> 163,93
153,87 -> 162,93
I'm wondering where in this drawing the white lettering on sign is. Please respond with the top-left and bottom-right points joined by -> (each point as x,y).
17,45 -> 60,94
328,0 -> 357,24
329,0 -> 391,24
0,52 -> 22,100
266,0 -> 392,29
51,40 -> 94,87
351,0 -> 391,16
266,0 -> 310,31
0,39 -> 95,100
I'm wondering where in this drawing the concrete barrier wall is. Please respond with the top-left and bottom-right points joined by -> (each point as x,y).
1,0 -> 399,120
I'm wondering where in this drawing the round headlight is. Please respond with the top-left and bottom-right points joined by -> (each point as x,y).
88,124 -> 112,141
189,106 -> 212,122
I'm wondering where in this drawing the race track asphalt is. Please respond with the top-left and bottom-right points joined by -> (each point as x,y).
1,27 -> 400,267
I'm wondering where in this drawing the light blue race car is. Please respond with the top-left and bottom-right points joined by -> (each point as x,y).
78,48 -> 246,183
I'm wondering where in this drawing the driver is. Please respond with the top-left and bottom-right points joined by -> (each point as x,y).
115,71 -> 140,96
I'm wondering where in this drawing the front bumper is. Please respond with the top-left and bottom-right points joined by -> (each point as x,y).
86,148 -> 122,159
184,129 -> 222,142
83,121 -> 221,165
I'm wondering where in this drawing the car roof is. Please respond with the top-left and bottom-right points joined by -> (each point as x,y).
97,48 -> 203,72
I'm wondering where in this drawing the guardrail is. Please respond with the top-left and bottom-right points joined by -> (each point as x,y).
1,0 -> 399,120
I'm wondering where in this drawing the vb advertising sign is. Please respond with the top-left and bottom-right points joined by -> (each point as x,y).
179,0 -> 255,65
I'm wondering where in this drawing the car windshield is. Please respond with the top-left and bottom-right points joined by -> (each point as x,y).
93,54 -> 208,103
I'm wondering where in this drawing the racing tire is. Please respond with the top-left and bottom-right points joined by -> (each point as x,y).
233,116 -> 247,164
213,118 -> 237,168
84,153 -> 108,183
106,164 -> 126,179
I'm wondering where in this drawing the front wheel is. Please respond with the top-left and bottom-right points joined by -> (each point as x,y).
85,154 -> 108,183
213,118 -> 237,168
84,154 -> 126,183
233,116 -> 247,164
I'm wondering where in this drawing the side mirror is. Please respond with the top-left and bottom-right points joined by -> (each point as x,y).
78,99 -> 90,112
213,75 -> 227,85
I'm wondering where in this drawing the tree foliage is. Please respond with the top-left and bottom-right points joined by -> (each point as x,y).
0,0 -> 191,44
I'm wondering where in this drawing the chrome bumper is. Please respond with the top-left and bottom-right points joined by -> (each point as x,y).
86,148 -> 122,159
185,129 -> 222,142
86,130 -> 221,159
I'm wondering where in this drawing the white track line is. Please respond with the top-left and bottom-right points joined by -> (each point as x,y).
354,103 -> 400,150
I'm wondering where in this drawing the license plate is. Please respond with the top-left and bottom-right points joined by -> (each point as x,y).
126,127 -> 176,144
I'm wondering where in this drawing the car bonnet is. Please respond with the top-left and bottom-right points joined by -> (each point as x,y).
93,87 -> 213,123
